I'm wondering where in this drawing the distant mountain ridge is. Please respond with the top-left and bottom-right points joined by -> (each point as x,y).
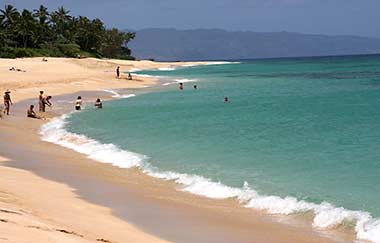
127,28 -> 380,61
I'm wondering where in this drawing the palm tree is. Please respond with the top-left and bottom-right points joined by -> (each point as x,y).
0,5 -> 20,47
33,5 -> 49,25
16,9 -> 37,48
0,5 -> 19,27
51,6 -> 71,37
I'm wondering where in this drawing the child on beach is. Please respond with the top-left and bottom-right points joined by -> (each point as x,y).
95,98 -> 102,109
3,90 -> 12,115
75,96 -> 82,110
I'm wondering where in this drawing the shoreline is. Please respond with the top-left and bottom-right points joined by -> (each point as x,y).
0,58 -> 355,242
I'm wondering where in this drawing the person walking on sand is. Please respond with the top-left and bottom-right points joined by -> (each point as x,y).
75,96 -> 82,111
38,91 -> 44,112
116,66 -> 120,79
95,98 -> 102,109
128,72 -> 133,80
3,90 -> 12,115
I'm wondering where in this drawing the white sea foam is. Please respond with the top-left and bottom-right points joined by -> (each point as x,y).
161,79 -> 198,86
205,61 -> 241,65
39,114 -> 380,243
175,78 -> 198,83
132,74 -> 157,78
103,89 -> 136,99
129,68 -> 142,72
158,67 -> 176,71
182,62 -> 240,67
162,82 -> 175,86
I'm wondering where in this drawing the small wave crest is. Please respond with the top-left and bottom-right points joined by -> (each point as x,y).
162,79 -> 198,86
158,67 -> 176,71
182,62 -> 241,67
40,114 -> 146,168
39,114 -> 380,243
103,89 -> 136,99
132,74 -> 158,78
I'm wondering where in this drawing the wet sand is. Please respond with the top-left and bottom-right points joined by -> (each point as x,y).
0,58 -> 356,243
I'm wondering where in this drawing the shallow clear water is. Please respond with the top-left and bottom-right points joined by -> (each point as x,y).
66,55 -> 380,228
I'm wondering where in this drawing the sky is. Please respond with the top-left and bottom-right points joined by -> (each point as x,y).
2,0 -> 380,38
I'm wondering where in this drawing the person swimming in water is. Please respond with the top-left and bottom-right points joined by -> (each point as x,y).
75,96 -> 82,110
179,82 -> 184,90
193,85 -> 197,89
95,98 -> 102,109
224,97 -> 229,103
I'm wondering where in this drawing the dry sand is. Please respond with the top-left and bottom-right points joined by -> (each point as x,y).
0,58 -> 355,243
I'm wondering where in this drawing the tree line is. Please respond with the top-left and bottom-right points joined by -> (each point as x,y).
0,5 -> 136,59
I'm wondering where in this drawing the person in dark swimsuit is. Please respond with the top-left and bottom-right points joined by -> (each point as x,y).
42,95 -> 52,111
179,82 -> 184,90
224,97 -> 229,103
27,105 -> 40,119
3,91 -> 12,115
116,66 -> 120,78
75,96 -> 82,110
95,98 -> 102,109
39,91 -> 44,112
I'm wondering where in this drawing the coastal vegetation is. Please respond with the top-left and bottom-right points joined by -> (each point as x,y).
0,5 -> 135,59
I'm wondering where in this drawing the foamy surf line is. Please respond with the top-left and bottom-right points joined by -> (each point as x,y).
103,89 -> 136,99
160,62 -> 241,69
39,114 -> 380,243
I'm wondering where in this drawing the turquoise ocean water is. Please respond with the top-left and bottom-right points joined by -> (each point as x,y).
42,55 -> 380,242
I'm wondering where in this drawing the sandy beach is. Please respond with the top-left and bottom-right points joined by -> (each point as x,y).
0,58 -> 355,243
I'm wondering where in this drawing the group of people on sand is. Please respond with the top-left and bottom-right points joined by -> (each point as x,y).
9,67 -> 26,72
116,66 -> 133,80
2,89 -> 103,120
178,82 -> 229,102
26,90 -> 53,119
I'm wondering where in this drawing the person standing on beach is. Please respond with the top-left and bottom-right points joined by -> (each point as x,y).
128,72 -> 133,80
42,96 -> 52,112
75,96 -> 82,110
39,91 -> 44,112
3,90 -> 12,115
116,66 -> 120,79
